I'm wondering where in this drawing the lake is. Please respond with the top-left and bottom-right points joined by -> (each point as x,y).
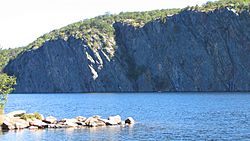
1,93 -> 250,140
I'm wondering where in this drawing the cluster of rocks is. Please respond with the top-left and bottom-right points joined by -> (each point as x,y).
1,110 -> 135,130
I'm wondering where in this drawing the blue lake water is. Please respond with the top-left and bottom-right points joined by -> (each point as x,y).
1,93 -> 250,140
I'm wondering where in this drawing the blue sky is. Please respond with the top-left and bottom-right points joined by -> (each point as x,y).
0,0 -> 214,49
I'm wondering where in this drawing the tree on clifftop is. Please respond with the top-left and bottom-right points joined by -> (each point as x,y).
0,73 -> 16,109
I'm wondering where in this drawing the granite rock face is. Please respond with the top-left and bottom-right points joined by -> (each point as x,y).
4,9 -> 250,92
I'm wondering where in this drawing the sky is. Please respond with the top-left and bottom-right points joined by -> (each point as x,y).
0,0 -> 213,49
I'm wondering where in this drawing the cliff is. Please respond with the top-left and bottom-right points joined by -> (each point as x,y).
4,8 -> 250,92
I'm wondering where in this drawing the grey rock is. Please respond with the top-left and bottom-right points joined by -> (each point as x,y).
14,119 -> 29,129
76,121 -> 85,126
29,120 -> 48,128
89,122 -> 98,127
6,110 -> 26,117
2,117 -> 29,130
125,117 -> 135,124
64,122 -> 78,128
108,115 -> 122,124
60,118 -> 79,127
40,114 -> 45,121
55,124 -> 67,128
84,117 -> 98,126
14,122 -> 27,129
95,120 -> 106,126
99,119 -> 118,125
43,116 -> 57,124
4,9 -> 250,92
29,126 -> 39,130
1,121 -> 15,130
119,121 -> 126,125
75,116 -> 87,122
48,124 -> 56,128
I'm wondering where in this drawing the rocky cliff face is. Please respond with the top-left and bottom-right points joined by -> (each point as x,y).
4,9 -> 250,92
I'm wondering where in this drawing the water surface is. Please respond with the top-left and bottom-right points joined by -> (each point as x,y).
1,93 -> 250,140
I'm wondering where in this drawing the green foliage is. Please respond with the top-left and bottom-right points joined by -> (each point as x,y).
0,47 -> 27,72
0,73 -> 16,108
20,112 -> 42,120
25,0 -> 250,55
26,8 -> 182,54
185,0 -> 250,12
0,48 -> 21,108
34,112 -> 43,120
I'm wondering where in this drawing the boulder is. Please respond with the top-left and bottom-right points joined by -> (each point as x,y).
60,118 -> 67,122
29,126 -> 39,130
14,119 -> 29,129
93,115 -> 101,119
65,122 -> 78,128
58,118 -> 78,128
99,119 -> 117,125
55,124 -> 67,128
119,121 -> 126,125
108,115 -> 122,124
125,117 -> 135,124
40,114 -> 45,120
43,116 -> 57,124
6,110 -> 26,117
89,122 -> 98,127
96,120 -> 106,126
85,117 -> 98,124
48,124 -> 56,128
29,120 -> 48,128
1,121 -> 15,130
76,121 -> 85,126
84,117 -> 99,127
15,122 -> 26,129
63,118 -> 78,123
76,116 -> 87,122
3,117 -> 29,130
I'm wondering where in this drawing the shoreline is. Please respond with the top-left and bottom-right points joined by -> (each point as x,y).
0,110 -> 135,131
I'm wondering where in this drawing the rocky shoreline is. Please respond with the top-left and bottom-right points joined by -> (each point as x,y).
0,110 -> 135,131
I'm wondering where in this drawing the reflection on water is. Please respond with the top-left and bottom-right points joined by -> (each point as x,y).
1,93 -> 250,140
0,124 -> 136,141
